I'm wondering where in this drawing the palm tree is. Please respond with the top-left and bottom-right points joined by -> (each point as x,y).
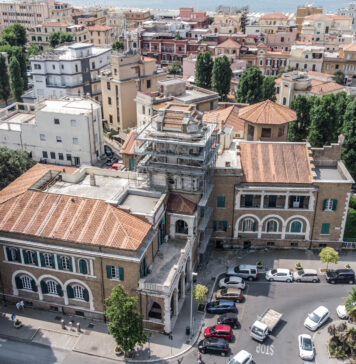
344,288 -> 356,322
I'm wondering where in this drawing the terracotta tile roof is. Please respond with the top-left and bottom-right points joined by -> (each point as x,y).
307,71 -> 334,80
238,100 -> 296,125
260,12 -> 287,20
339,43 -> 356,52
217,39 -> 241,48
120,131 -> 140,155
42,22 -> 69,27
309,81 -> 344,95
240,143 -> 312,184
203,105 -> 244,132
305,14 -> 352,21
0,190 -> 151,250
86,25 -> 113,31
167,193 -> 196,214
0,164 -> 77,204
275,78 -> 282,85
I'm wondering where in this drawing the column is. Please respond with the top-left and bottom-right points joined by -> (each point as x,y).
174,289 -> 179,316
180,273 -> 186,300
54,254 -> 59,270
19,248 -> 24,264
235,191 -> 241,210
260,192 -> 265,208
89,259 -> 94,276
284,193 -> 289,209
71,257 -> 76,273
164,296 -> 171,333
36,251 -> 40,266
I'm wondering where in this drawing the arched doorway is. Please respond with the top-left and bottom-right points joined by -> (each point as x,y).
148,301 -> 162,320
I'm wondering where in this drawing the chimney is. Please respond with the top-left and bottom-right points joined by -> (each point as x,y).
89,173 -> 96,187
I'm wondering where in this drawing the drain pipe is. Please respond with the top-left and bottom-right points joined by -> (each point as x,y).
309,189 -> 319,250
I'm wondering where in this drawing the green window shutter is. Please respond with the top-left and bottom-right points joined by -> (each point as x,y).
6,247 -> 12,262
33,252 -> 38,266
23,251 -> 29,264
68,257 -> 73,272
83,288 -> 89,302
40,280 -> 48,294
106,265 -> 112,279
31,279 -> 38,292
273,221 -> 277,232
323,199 -> 327,210
57,284 -> 63,297
15,249 -> 21,262
140,261 -> 144,278
217,196 -> 225,208
253,222 -> 256,232
79,259 -> 88,275
40,253 -> 45,267
50,255 -> 55,268
223,221 -> 228,232
321,223 -> 330,235
332,199 -> 337,211
57,256 -> 63,270
67,285 -> 74,299
15,276 -> 23,289
213,221 -> 217,231
119,267 -> 124,281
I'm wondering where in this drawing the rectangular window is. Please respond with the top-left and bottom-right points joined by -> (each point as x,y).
50,152 -> 56,159
54,118 -> 60,125
107,81 -> 111,90
213,221 -> 228,232
40,134 -> 46,141
217,196 -> 226,208
56,136 -> 62,143
106,265 -> 124,281
66,153 -> 72,161
109,114 -> 113,123
44,253 -> 52,267
146,79 -> 151,89
261,128 -> 271,138
42,151 -> 48,158
58,153 -> 64,160
73,137 -> 78,144
321,223 -> 330,235
108,97 -> 111,105
71,120 -> 77,127
244,195 -> 253,207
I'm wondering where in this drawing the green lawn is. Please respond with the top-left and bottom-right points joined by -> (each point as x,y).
344,207 -> 356,240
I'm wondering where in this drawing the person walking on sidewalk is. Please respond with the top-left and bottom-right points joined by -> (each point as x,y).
19,301 -> 24,311
16,302 -> 21,311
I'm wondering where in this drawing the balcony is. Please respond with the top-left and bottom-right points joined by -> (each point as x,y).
46,81 -> 83,88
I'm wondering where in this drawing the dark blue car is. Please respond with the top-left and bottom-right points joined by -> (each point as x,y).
206,299 -> 237,314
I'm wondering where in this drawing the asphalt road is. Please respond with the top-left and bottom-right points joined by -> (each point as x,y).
0,337 -> 118,364
180,278 -> 352,364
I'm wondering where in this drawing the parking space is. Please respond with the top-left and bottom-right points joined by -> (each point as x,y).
180,254 -> 353,364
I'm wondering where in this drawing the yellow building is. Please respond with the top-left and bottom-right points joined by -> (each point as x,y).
212,14 -> 242,34
296,4 -> 323,33
87,25 -> 115,47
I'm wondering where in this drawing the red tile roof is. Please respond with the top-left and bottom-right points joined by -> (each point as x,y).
167,193 -> 196,214
260,12 -> 287,20
238,100 -> 296,125
120,131 -> 140,155
86,25 -> 113,31
216,39 -> 241,48
203,105 -> 244,132
240,143 -> 312,184
309,80 -> 344,95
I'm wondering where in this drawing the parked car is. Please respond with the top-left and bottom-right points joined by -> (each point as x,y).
215,288 -> 244,302
198,338 -> 229,356
226,264 -> 258,281
336,305 -> 349,319
104,145 -> 113,157
304,306 -> 330,331
217,313 -> 239,329
265,268 -> 293,282
204,324 -> 233,341
298,334 -> 315,361
293,269 -> 320,283
219,276 -> 246,290
105,158 -> 113,167
206,300 -> 237,314
228,350 -> 254,364
326,269 -> 355,284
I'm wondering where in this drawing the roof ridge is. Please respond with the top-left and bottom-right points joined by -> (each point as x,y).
108,205 -> 133,247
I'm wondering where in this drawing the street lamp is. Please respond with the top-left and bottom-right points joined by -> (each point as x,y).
189,271 -> 198,339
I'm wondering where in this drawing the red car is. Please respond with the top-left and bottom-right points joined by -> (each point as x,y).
204,324 -> 233,341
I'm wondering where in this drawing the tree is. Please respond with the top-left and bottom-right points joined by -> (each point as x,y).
344,288 -> 356,322
105,285 -> 148,357
342,98 -> 356,180
288,95 -> 314,142
9,56 -> 23,102
27,44 -> 41,57
262,76 -> 276,102
1,24 -> 27,47
319,247 -> 339,269
211,55 -> 232,101
193,284 -> 208,302
334,91 -> 351,134
235,66 -> 264,104
49,31 -> 73,48
195,51 -> 213,89
334,70 -> 346,85
167,61 -> 182,75
12,47 -> 27,90
0,147 -> 35,190
0,54 -> 10,105
112,41 -> 124,51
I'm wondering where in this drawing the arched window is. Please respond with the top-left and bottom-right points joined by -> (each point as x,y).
176,220 -> 188,234
242,218 -> 256,232
73,285 -> 84,300
266,220 -> 278,232
290,220 -> 302,233
20,275 -> 32,290
67,284 -> 89,302
46,280 -> 58,295
79,259 -> 88,275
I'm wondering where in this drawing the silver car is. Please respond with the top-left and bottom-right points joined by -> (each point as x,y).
293,269 -> 320,283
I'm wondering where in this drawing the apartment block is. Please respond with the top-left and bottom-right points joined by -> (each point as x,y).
338,3 -> 356,32
25,43 -> 110,102
296,4 -> 323,33
256,43 -> 289,76
0,97 -> 104,166
100,51 -> 167,131
287,45 -> 325,72
86,25 -> 115,47
179,8 -> 209,29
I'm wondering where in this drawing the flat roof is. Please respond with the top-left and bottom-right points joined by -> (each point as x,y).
0,112 -> 35,125
45,174 -> 129,201
40,99 -> 100,114
314,166 -> 345,181
216,141 -> 241,169
120,194 -> 159,214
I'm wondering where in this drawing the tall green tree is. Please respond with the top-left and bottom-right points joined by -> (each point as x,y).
319,246 -> 339,269
288,95 -> 314,142
1,24 -> 27,47
12,47 -> 27,90
333,70 -> 346,85
27,44 -> 41,57
211,55 -> 232,101
342,98 -> 356,180
334,91 -> 350,133
9,56 -> 23,102
112,41 -> 124,51
105,286 -> 148,357
167,61 -> 182,75
262,76 -> 276,102
235,66 -> 264,104
0,147 -> 35,190
49,31 -> 73,48
0,54 -> 10,105
195,51 -> 213,89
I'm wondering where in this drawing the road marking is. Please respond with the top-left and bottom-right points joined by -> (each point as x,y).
0,338 -> 7,343
256,343 -> 274,356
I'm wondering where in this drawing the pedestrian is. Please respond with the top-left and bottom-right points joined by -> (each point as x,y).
16,302 -> 21,311
20,300 -> 24,310
11,313 -> 16,321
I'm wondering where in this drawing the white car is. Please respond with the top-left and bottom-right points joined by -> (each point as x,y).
298,334 -> 315,361
304,306 -> 330,331
265,268 -> 293,282
219,276 -> 246,290
228,350 -> 254,364
336,305 -> 349,319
